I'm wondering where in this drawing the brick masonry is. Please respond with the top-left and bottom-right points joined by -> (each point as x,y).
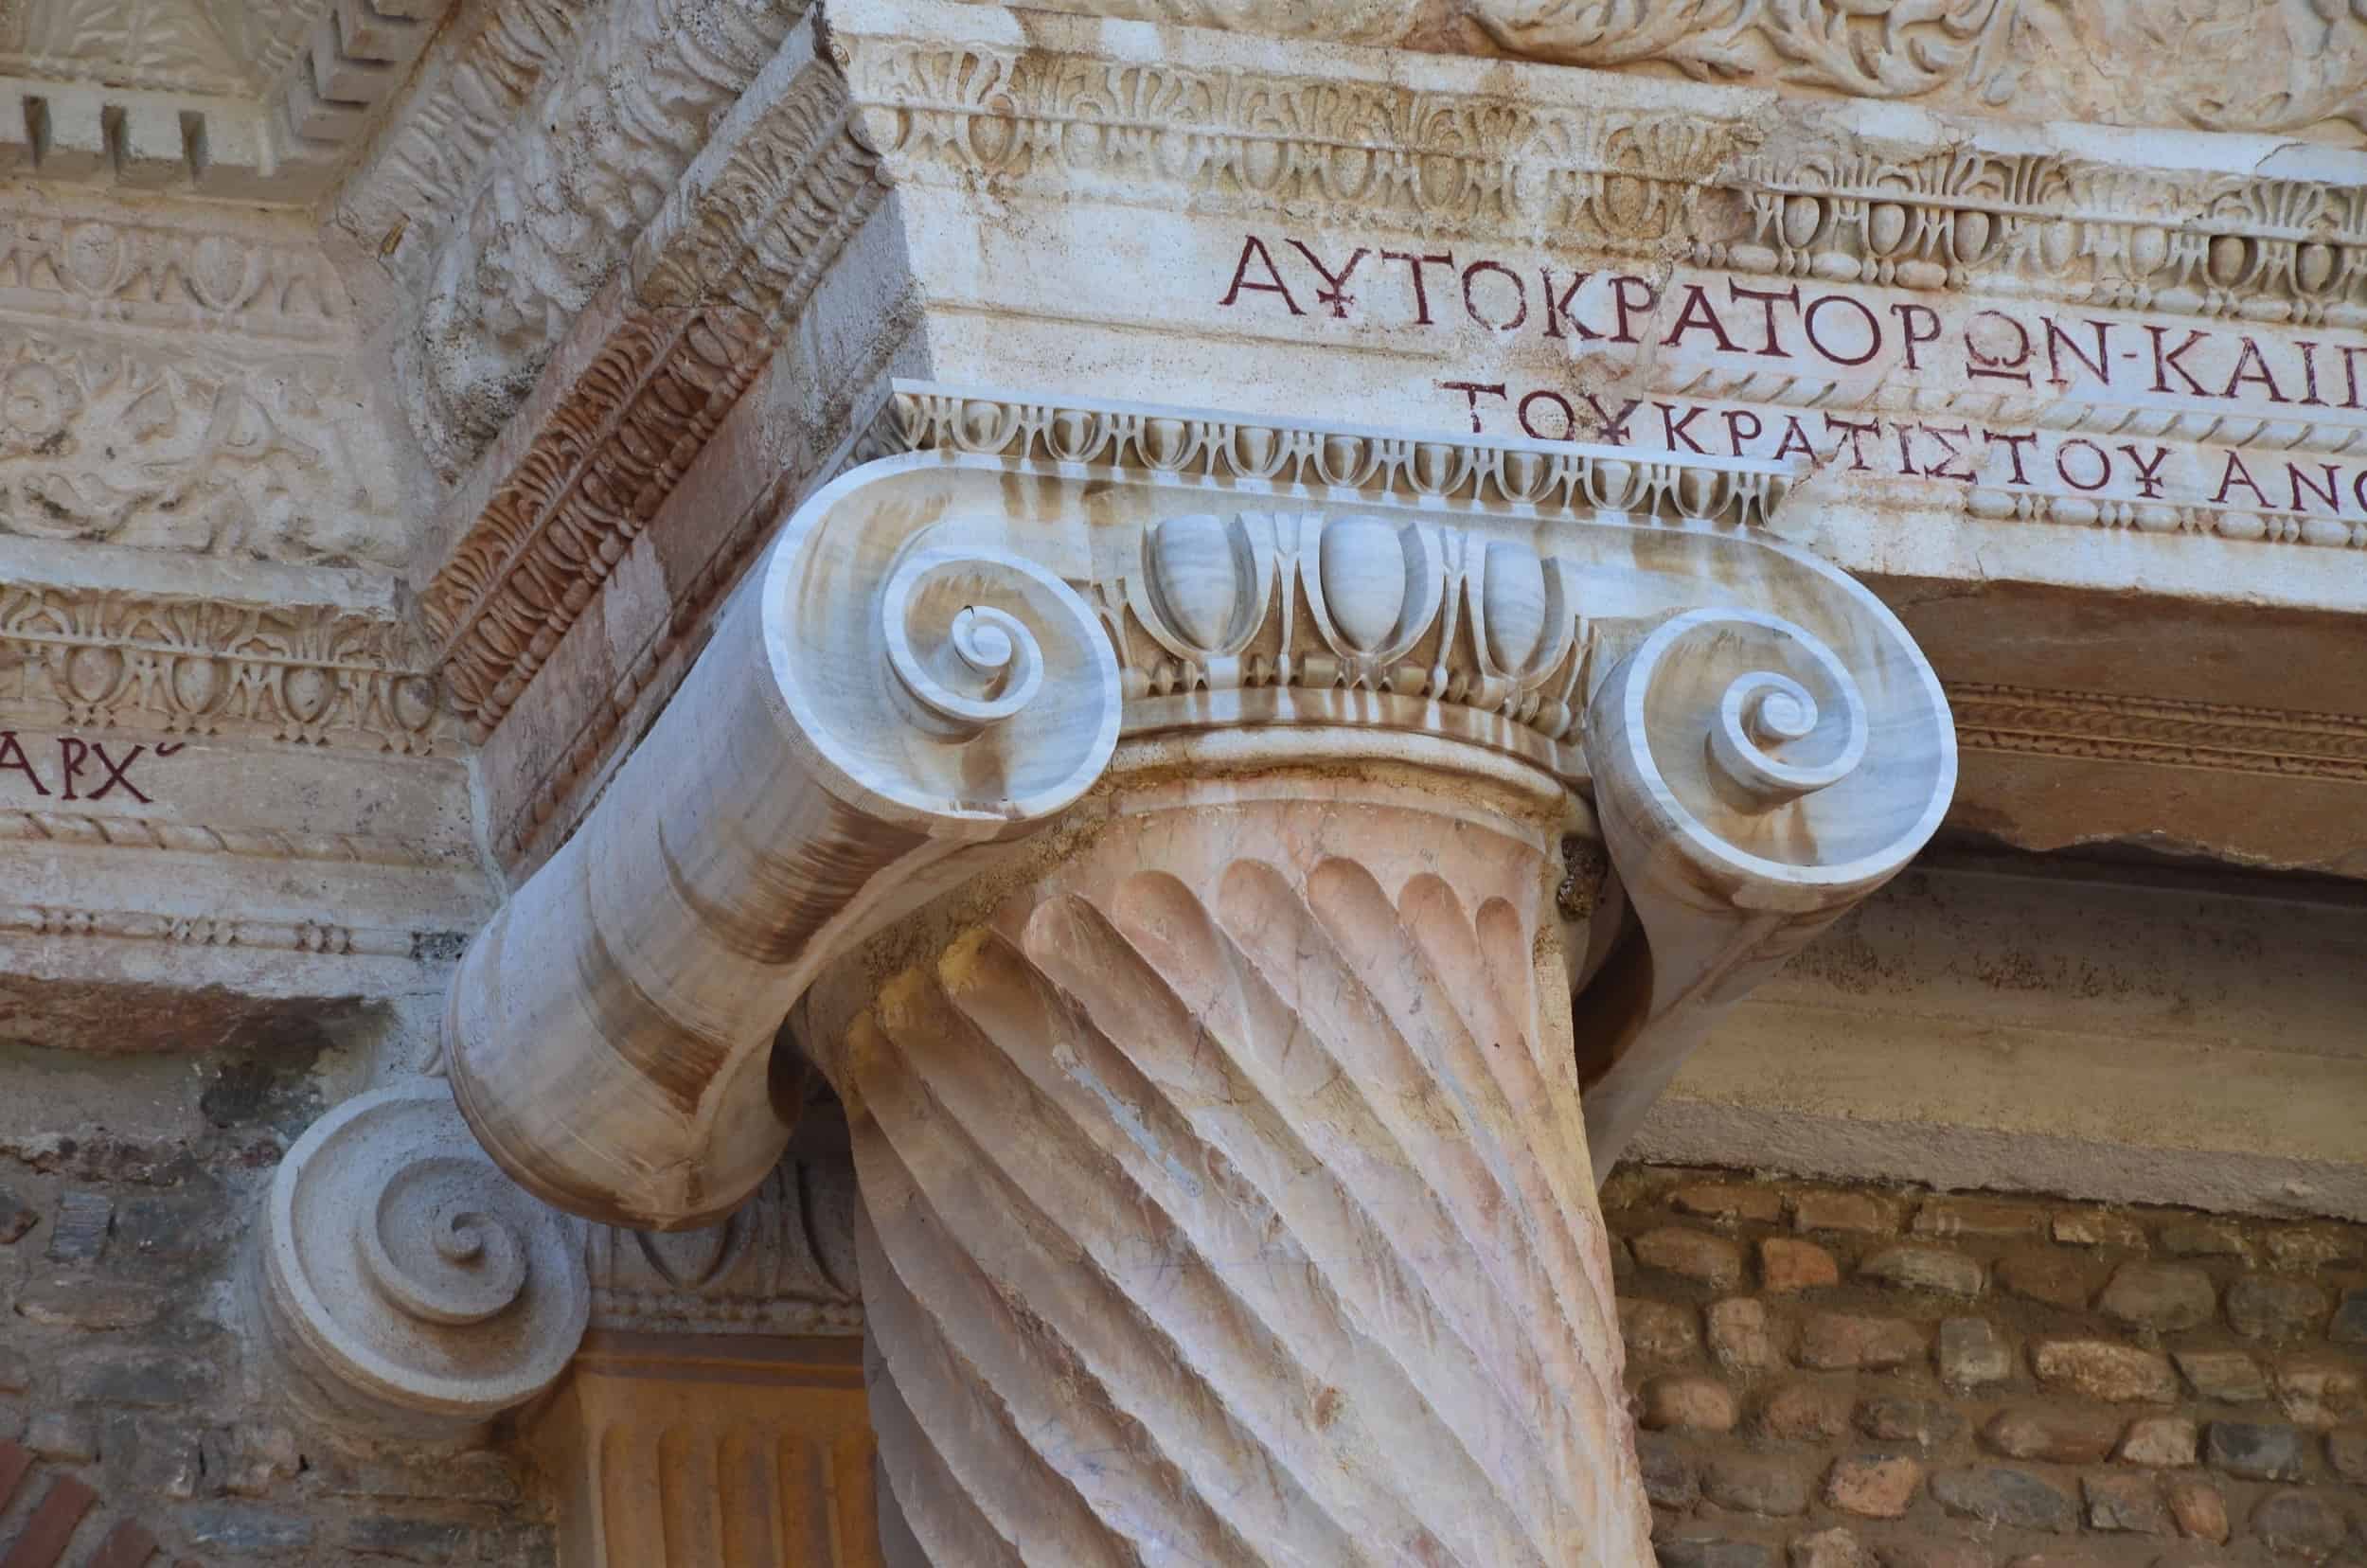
1610,1165 -> 2367,1566
0,1039 -> 551,1565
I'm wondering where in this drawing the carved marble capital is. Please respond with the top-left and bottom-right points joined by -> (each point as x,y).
250,1081 -> 590,1445
442,386 -> 1953,1229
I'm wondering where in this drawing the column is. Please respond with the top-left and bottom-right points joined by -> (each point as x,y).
429,390 -> 1958,1566
802,744 -> 1647,1564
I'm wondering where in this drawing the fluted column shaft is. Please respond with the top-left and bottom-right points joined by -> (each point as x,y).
803,744 -> 1652,1568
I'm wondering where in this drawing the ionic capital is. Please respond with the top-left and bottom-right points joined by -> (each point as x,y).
441,383 -> 1954,1231
249,1082 -> 590,1446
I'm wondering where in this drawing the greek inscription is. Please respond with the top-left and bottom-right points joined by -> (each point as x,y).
0,734 -> 184,802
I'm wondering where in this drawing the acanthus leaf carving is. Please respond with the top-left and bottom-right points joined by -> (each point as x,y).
1464,0 -> 2367,141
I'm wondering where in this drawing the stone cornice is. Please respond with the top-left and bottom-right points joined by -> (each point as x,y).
467,383 -> 2367,875
409,26 -> 888,741
829,1 -> 2367,333
1951,683 -> 2367,784
909,0 -> 2367,146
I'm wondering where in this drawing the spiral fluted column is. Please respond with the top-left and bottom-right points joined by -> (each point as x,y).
801,748 -> 1653,1568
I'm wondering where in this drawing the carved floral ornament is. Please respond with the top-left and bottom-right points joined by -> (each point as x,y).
836,18 -> 2367,330
916,0 -> 2367,141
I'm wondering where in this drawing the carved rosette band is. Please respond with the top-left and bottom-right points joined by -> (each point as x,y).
436,401 -> 1954,1557
250,1084 -> 590,1443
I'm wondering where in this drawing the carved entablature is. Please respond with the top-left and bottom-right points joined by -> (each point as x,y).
899,0 -> 2367,144
0,0 -> 455,196
437,383 -> 1954,1234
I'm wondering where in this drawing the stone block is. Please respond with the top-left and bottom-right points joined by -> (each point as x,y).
1635,1433 -> 1699,1509
1859,1244 -> 1984,1297
2174,1347 -> 2269,1403
1801,1313 -> 1923,1372
2273,1353 -> 2365,1430
2030,1339 -> 2177,1403
1825,1454 -> 1920,1519
2050,1209 -> 2148,1249
2203,1419 -> 2306,1480
1760,1238 -> 1841,1293
2327,1429 -> 2367,1482
2117,1415 -> 2199,1467
25,1410 -> 98,1461
1877,1545 -> 1992,1568
68,1354 -> 217,1408
1675,1184 -> 1783,1224
2326,1286 -> 2367,1345
10,1278 -> 165,1330
0,1347 -> 28,1394
1995,1250 -> 2101,1310
1621,1297 -> 1702,1364
1703,1452 -> 1810,1517
2226,1274 -> 2328,1341
2097,1263 -> 2216,1332
338,1514 -> 477,1562
2082,1472 -> 2171,1534
1789,1527 -> 1875,1568
1913,1199 -> 2044,1240
1660,1538 -> 1778,1568
2158,1220 -> 2249,1259
1855,1395 -> 1965,1447
2250,1489 -> 2348,1560
0,1185 -> 34,1244
1929,1466 -> 2076,1533
1791,1191 -> 1899,1236
1641,1373 -> 1737,1434
45,1190 -> 111,1262
1635,1227 -> 1745,1292
1981,1405 -> 2122,1464
2265,1225 -> 2366,1270
1708,1298 -> 1783,1372
185,1503 -> 317,1556
1759,1381 -> 1852,1443
1939,1317 -> 2013,1389
2163,1475 -> 2229,1542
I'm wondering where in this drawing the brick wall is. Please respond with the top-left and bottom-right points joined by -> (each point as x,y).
0,1038 -> 551,1565
1606,1165 -> 2367,1567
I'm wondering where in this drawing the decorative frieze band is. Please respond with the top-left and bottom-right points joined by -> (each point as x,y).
0,902 -> 426,958
416,30 -> 890,740
829,5 -> 2367,332
1951,684 -> 2367,783
0,809 -> 469,867
888,386 -> 1792,526
0,585 -> 446,755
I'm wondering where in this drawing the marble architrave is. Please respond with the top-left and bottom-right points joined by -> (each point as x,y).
332,0 -> 2367,900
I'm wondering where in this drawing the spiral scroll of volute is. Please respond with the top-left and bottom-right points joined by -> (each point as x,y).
1577,602 -> 1956,1177
443,459 -> 1125,1231
253,1083 -> 590,1442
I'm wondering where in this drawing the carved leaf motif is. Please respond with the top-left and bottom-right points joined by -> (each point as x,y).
1468,0 -> 2367,138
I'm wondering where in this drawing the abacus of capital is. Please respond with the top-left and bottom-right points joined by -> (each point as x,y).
251,391 -> 1955,1562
